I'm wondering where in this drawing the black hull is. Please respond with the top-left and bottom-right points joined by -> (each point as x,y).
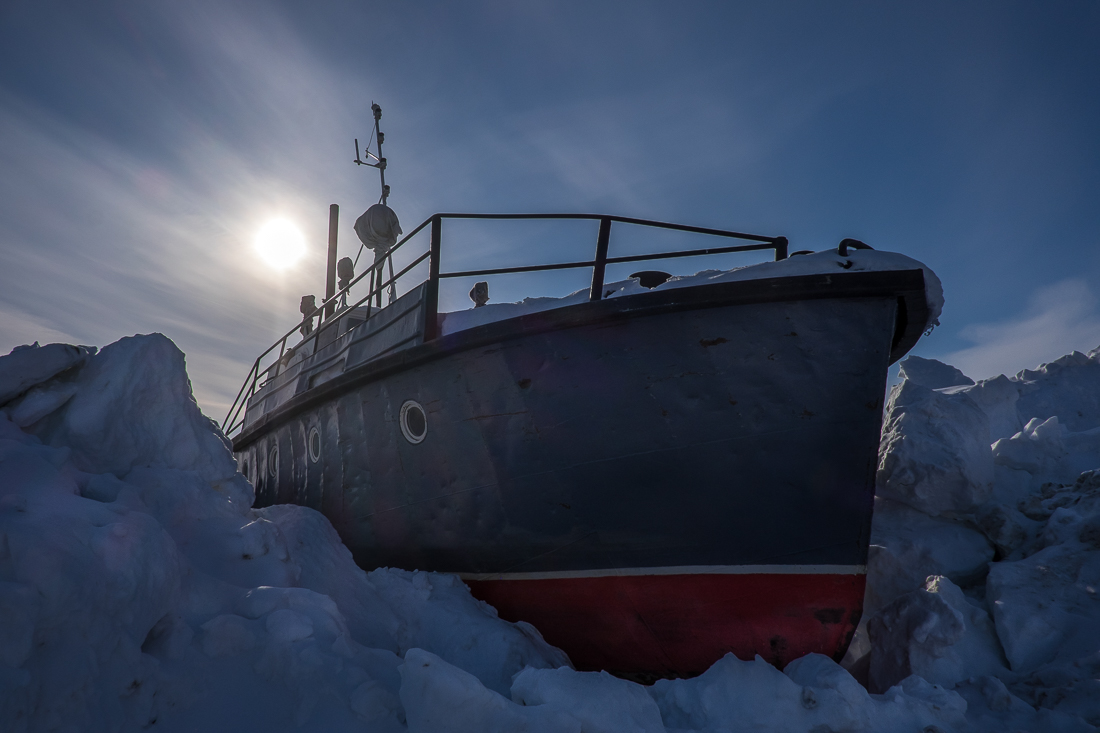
236,270 -> 926,572
233,269 -> 927,673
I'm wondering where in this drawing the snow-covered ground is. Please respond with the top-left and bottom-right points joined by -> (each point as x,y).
1,331 -> 1098,731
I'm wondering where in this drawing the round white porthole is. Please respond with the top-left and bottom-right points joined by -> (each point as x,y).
268,445 -> 279,480
308,426 -> 322,463
400,400 -> 427,444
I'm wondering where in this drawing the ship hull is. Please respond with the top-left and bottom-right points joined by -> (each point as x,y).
465,568 -> 865,676
234,271 -> 926,675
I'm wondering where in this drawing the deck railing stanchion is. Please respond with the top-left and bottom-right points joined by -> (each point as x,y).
773,236 -> 788,261
221,358 -> 259,432
366,262 -> 375,318
375,257 -> 383,308
422,215 -> 442,341
589,217 -> 612,301
275,337 -> 287,375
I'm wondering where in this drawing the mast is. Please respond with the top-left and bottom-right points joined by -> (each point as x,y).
354,102 -> 390,204
353,103 -> 397,305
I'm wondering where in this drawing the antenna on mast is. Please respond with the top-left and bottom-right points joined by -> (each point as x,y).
352,102 -> 401,307
353,102 -> 390,205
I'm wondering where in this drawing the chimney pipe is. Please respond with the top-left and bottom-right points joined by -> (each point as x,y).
325,204 -> 339,319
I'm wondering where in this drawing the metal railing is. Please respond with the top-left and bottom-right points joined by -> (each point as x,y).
222,213 -> 787,437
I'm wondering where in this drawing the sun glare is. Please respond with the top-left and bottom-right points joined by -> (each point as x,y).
254,218 -> 306,270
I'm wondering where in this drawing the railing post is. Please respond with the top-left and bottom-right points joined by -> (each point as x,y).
325,204 -> 339,319
422,215 -> 442,341
589,217 -> 612,301
773,236 -> 788,261
376,252 -> 391,309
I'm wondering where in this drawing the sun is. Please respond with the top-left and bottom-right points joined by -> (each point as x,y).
254,218 -> 307,270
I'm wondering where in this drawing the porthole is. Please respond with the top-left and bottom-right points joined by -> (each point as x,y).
400,400 -> 427,444
308,426 -> 322,463
268,445 -> 279,480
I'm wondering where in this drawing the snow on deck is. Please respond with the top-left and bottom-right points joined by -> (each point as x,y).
0,333 -> 1097,732
441,247 -> 944,337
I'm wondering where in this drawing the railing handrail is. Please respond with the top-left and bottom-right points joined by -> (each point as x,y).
220,249 -> 428,435
221,212 -> 786,436
431,212 -> 777,242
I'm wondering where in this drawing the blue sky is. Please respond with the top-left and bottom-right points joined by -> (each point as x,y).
1,0 -> 1098,417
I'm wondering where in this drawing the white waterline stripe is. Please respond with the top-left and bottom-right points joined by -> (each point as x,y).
457,564 -> 867,582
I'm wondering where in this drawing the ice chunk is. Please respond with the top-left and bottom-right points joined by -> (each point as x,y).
1009,653 -> 1100,728
987,472 -> 1100,674
867,576 -> 1009,692
6,381 -> 79,428
650,652 -> 969,732
1015,349 -> 1100,433
867,580 -> 963,692
867,498 -> 994,613
955,373 -> 1023,441
974,501 -> 1037,556
897,355 -> 973,389
858,500 -> 996,669
0,342 -> 94,406
649,653 -> 861,732
956,674 -> 1096,732
783,653 -> 875,710
23,335 -> 249,503
992,416 -> 1100,494
877,380 -> 994,515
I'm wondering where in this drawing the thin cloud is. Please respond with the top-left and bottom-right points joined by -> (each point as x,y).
0,3 -> 381,418
940,278 -> 1100,381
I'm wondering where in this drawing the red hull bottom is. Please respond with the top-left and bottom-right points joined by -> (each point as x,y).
464,572 -> 865,677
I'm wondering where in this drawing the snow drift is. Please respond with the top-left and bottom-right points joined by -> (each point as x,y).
1,334 -> 1098,732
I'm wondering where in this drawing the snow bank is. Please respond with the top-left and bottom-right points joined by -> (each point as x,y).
0,335 -> 565,732
441,246 -> 943,337
2,333 -> 1099,732
855,345 -> 1100,730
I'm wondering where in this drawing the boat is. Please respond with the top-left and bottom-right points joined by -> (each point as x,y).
223,108 -> 939,678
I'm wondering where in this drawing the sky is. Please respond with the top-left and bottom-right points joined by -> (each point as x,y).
1,0 -> 1098,419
